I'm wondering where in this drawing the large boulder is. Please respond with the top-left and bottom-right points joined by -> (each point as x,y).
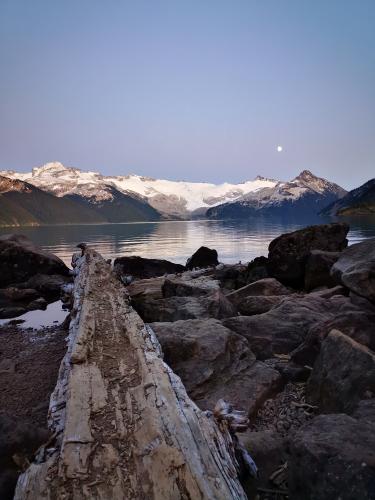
352,399 -> 375,423
239,430 -> 287,491
113,255 -> 185,280
331,238 -> 375,303
308,285 -> 347,299
223,294 -> 340,359
210,263 -> 248,290
226,278 -> 291,305
245,256 -> 269,284
0,415 -> 50,500
133,290 -> 236,322
236,295 -> 287,315
150,319 -> 282,416
306,329 -> 375,414
19,274 -> 72,299
0,288 -> 40,303
0,273 -> 71,320
291,293 -> 375,366
0,306 -> 28,319
126,276 -> 166,301
0,287 -> 41,319
0,234 -> 69,287
226,277 -> 293,316
304,250 -> 341,291
288,413 -> 375,500
186,246 -> 219,270
267,223 -> 349,288
162,275 -> 220,297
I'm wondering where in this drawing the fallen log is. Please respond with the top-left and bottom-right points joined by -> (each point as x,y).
14,248 -> 247,499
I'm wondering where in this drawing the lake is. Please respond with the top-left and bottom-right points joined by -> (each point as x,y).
1,216 -> 375,266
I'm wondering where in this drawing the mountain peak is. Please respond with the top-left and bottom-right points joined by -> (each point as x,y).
32,162 -> 71,177
291,169 -> 346,197
294,170 -> 317,182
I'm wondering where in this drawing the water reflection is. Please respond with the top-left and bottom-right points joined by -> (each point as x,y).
0,301 -> 68,329
0,216 -> 374,266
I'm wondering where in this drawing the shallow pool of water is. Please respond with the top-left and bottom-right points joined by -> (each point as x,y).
0,301 -> 68,329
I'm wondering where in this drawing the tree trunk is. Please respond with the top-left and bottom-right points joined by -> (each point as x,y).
14,248 -> 247,499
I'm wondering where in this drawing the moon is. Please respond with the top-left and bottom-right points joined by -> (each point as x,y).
277,145 -> 283,152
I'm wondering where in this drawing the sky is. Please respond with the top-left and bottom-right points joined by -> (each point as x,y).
0,0 -> 374,189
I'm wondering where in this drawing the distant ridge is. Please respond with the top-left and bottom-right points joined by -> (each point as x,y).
0,175 -> 105,226
321,178 -> 375,216
0,174 -> 160,226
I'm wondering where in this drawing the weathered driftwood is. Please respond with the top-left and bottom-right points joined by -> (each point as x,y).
15,248 -> 247,499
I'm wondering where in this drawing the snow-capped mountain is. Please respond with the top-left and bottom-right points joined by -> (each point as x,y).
1,162 -> 279,218
207,170 -> 347,219
2,162 -> 117,202
0,162 -> 163,225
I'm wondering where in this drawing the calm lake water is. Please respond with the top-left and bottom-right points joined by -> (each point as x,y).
1,216 -> 375,267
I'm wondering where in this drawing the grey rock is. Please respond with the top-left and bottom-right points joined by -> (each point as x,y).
226,278 -> 291,305
126,276 -> 166,302
331,237 -> 375,303
307,329 -> 375,414
292,294 -> 375,366
237,295 -> 287,315
308,284 -> 347,299
210,264 -> 248,290
0,287 -> 40,302
245,256 -> 269,285
162,275 -> 220,297
304,249 -> 341,291
186,246 -> 219,270
288,413 -> 375,500
21,274 -> 72,298
0,234 -> 69,287
113,255 -> 185,280
133,290 -> 236,322
267,223 -> 349,288
223,294 -> 340,359
150,319 -> 282,416
352,399 -> 375,423
239,430 -> 286,492
0,306 -> 27,319
27,297 -> 48,311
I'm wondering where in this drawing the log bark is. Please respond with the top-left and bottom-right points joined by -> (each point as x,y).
14,248 -> 247,499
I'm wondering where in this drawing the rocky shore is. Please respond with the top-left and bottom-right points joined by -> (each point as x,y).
1,223 -> 374,499
118,222 -> 375,499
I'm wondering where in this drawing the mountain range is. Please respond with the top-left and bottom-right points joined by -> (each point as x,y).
1,162 -> 277,220
0,162 -> 373,226
206,170 -> 347,219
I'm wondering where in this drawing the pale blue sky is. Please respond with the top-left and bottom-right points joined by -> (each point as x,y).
0,0 -> 374,188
